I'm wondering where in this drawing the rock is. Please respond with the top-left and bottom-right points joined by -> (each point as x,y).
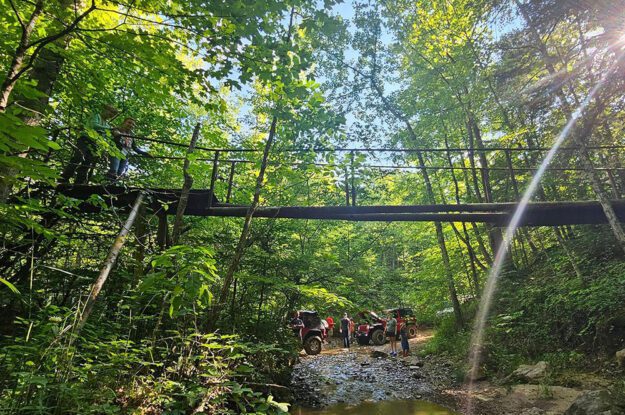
404,356 -> 424,366
520,408 -> 545,415
412,372 -> 423,379
467,367 -> 487,382
510,361 -> 549,382
564,390 -> 621,415
370,350 -> 388,359
616,349 -> 625,368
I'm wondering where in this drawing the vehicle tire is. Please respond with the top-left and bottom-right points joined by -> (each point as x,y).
304,336 -> 322,355
371,329 -> 386,345
357,336 -> 370,346
407,325 -> 418,339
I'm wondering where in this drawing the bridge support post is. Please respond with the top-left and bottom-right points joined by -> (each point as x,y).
505,149 -> 520,199
350,150 -> 356,206
208,150 -> 220,208
172,123 -> 201,244
226,161 -> 236,203
344,166 -> 350,206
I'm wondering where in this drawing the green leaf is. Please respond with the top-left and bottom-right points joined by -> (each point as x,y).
0,277 -> 20,295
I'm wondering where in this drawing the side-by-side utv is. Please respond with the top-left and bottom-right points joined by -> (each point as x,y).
355,310 -> 387,346
290,310 -> 330,355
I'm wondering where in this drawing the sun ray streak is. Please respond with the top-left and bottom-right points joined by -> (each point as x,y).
464,48 -> 625,414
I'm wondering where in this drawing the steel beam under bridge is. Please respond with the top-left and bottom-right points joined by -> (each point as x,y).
56,185 -> 625,226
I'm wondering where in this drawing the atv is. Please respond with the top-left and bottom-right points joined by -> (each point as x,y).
386,307 -> 418,338
355,310 -> 387,346
290,310 -> 330,355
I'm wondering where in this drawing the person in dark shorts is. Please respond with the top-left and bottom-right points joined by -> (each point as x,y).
61,104 -> 119,184
400,324 -> 410,357
107,117 -> 152,181
386,314 -> 398,357
290,312 -> 304,337
340,313 -> 351,348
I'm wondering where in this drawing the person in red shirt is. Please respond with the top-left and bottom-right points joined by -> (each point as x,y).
326,316 -> 334,336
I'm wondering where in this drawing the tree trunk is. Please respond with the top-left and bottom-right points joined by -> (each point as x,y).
76,192 -> 144,332
554,226 -> 584,282
370,81 -> 464,328
0,1 -> 44,111
133,203 -> 148,285
466,121 -> 485,203
172,123 -> 201,245
210,116 -> 278,327
444,134 -> 487,273
0,1 -> 45,202
256,284 -> 265,334
156,211 -> 171,250
516,0 -> 625,253
231,278 -> 238,327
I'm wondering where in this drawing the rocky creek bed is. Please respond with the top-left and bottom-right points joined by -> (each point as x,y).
289,331 -> 461,411
290,348 -> 455,407
288,331 -> 625,415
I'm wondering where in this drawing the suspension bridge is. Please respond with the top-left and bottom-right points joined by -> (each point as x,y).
54,134 -> 625,227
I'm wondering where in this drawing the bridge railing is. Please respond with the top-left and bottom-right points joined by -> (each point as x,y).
48,127 -> 625,208
132,135 -> 625,207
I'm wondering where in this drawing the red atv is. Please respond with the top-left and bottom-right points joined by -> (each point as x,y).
290,310 -> 330,355
386,307 -> 418,338
355,311 -> 387,346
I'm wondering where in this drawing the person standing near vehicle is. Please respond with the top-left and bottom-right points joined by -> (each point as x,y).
340,313 -> 351,349
400,323 -> 410,357
349,318 -> 355,342
61,104 -> 119,184
386,313 -> 398,357
290,311 -> 304,337
326,315 -> 334,336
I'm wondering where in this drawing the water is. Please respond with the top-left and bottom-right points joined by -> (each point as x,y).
465,49 -> 624,413
292,400 -> 457,415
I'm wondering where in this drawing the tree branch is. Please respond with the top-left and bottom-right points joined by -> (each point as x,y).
8,0 -> 25,29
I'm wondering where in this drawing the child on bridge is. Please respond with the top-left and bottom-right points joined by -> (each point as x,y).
106,117 -> 151,182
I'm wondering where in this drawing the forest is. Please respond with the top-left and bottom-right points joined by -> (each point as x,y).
1,0 -> 625,414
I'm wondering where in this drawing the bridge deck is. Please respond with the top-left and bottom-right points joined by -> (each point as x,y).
55,184 -> 625,226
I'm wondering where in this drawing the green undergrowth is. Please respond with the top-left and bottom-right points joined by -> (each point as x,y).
424,227 -> 625,380
0,311 -> 296,415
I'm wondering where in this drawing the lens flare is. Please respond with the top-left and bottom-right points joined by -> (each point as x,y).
464,53 -> 624,414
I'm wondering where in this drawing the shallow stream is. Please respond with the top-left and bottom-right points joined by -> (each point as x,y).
292,399 -> 457,414
289,335 -> 459,412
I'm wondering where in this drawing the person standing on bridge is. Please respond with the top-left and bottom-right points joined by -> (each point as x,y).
340,313 -> 351,349
61,104 -> 119,184
106,117 -> 151,182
